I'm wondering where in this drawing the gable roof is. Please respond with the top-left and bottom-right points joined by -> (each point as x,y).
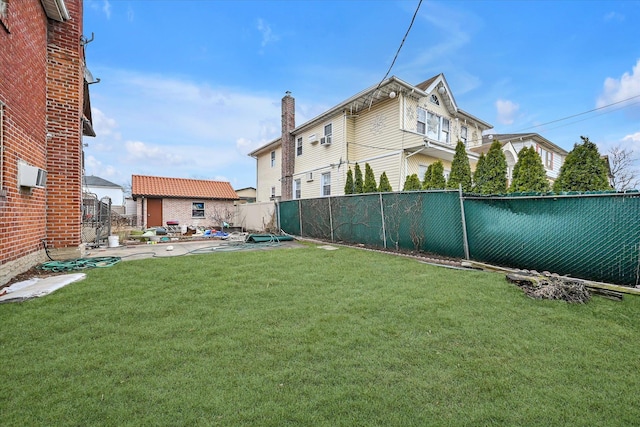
83,175 -> 122,189
132,175 -> 239,200
475,133 -> 568,155
249,73 -> 492,157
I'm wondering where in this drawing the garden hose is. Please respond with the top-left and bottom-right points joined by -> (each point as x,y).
38,256 -> 122,272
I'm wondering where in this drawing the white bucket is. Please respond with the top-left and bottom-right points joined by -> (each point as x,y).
108,235 -> 120,248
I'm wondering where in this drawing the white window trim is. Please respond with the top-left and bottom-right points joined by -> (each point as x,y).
270,150 -> 276,168
293,178 -> 301,199
321,172 -> 331,197
296,137 -> 303,156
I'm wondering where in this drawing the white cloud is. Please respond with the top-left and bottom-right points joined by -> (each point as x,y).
597,59 -> 640,108
604,11 -> 624,22
623,132 -> 640,142
495,99 -> 520,125
102,0 -> 111,19
257,18 -> 279,49
91,107 -> 118,139
125,140 -> 186,166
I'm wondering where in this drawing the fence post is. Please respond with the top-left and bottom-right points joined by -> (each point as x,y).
459,184 -> 470,260
379,193 -> 387,249
328,197 -> 334,242
298,199 -> 303,236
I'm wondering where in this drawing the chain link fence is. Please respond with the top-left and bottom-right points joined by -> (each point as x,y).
279,191 -> 640,286
82,193 -> 111,247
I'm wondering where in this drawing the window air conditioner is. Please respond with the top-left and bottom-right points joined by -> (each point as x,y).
308,134 -> 319,144
320,135 -> 332,145
18,160 -> 47,188
306,172 -> 314,182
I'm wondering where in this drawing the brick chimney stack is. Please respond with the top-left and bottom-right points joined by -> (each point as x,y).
280,91 -> 295,201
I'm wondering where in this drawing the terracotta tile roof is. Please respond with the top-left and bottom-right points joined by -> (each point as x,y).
132,175 -> 239,200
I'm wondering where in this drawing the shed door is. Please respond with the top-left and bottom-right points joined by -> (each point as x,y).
147,198 -> 163,227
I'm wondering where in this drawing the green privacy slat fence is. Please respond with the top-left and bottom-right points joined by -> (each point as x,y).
279,191 -> 640,286
279,191 -> 465,258
464,193 -> 640,286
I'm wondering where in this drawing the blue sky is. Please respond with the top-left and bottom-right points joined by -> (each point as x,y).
83,0 -> 640,190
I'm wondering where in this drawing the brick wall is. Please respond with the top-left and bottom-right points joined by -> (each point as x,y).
0,0 -> 85,285
45,0 -> 84,258
0,1 -> 49,284
280,92 -> 295,201
136,198 -> 238,231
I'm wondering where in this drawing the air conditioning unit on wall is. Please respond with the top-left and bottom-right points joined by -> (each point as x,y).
320,135 -> 332,145
306,172 -> 314,182
18,160 -> 47,188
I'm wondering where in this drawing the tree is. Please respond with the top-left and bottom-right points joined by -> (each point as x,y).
423,161 -> 446,189
509,146 -> 550,193
363,163 -> 378,193
354,163 -> 364,193
344,168 -> 355,194
553,136 -> 611,192
421,163 -> 434,189
474,140 -> 507,194
403,174 -> 422,191
447,140 -> 472,191
608,145 -> 639,191
378,172 -> 392,192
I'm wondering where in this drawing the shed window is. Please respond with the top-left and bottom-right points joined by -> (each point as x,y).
192,202 -> 205,218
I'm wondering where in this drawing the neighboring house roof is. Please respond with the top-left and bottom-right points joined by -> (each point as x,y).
248,73 -> 493,158
235,187 -> 256,192
473,133 -> 569,156
83,175 -> 122,189
132,175 -> 239,200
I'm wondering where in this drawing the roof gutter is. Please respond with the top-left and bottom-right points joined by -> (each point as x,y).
41,0 -> 70,22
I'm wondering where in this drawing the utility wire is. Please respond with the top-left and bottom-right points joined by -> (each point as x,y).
514,93 -> 640,133
377,0 -> 423,88
364,0 -> 423,110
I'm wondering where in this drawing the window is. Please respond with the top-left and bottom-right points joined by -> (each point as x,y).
441,118 -> 450,143
321,172 -> 331,196
430,94 -> 440,105
270,150 -> 276,168
536,145 -> 554,169
427,112 -> 439,140
270,186 -> 276,198
324,123 -> 332,138
192,202 -> 205,218
417,108 -> 426,134
461,126 -> 468,145
418,109 -> 451,144
418,164 -> 428,182
293,178 -> 301,199
296,137 -> 302,156
321,123 -> 332,145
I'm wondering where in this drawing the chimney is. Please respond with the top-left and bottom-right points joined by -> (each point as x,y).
280,91 -> 295,201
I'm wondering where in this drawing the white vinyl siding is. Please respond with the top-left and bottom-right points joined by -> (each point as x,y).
255,144 -> 282,202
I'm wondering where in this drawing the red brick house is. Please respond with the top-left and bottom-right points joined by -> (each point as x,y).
131,175 -> 239,230
0,0 -> 94,285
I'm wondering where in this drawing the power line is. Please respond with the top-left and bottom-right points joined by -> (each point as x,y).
514,93 -> 640,133
376,0 -> 423,88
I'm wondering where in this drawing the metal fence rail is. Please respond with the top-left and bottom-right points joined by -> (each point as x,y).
279,191 -> 640,286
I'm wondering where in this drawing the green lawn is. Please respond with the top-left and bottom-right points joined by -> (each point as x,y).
1,244 -> 638,426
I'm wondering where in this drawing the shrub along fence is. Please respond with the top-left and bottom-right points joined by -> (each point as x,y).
279,190 -> 640,287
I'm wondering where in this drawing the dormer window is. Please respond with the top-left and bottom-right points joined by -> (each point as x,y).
430,94 -> 440,105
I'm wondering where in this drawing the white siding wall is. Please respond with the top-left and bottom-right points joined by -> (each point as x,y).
293,112 -> 345,198
255,145 -> 282,202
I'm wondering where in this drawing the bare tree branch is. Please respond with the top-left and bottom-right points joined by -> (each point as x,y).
608,145 -> 640,191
